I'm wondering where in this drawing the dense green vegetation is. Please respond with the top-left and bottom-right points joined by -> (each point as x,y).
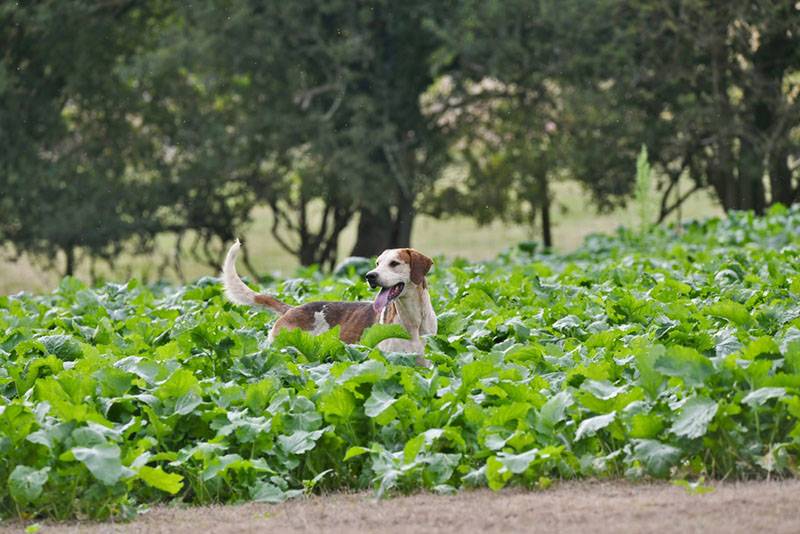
2,206 -> 800,520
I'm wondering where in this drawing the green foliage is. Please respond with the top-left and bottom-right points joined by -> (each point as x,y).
4,0 -> 798,275
0,1 -> 175,274
3,207 -> 800,519
359,324 -> 411,349
9,466 -> 50,505
0,1 -> 450,273
596,0 -> 800,214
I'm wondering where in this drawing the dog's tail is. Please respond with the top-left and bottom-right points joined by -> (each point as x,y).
222,240 -> 292,314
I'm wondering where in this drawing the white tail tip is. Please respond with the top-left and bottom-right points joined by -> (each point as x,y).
221,239 -> 256,306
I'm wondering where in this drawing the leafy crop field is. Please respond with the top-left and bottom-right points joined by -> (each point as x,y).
1,205 -> 799,521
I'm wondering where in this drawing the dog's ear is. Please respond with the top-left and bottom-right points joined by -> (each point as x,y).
408,250 -> 433,286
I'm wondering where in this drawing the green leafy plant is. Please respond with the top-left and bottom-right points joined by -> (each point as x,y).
2,206 -> 800,520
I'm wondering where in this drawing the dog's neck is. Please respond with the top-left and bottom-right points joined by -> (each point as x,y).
381,281 -> 428,332
375,277 -> 436,363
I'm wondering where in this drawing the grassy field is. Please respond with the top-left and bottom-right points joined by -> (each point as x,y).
0,181 -> 722,294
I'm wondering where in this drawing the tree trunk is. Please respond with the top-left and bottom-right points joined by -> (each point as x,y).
390,193 -> 415,248
351,190 -> 418,257
64,245 -> 75,277
538,174 -> 552,249
298,242 -> 316,267
351,208 -> 392,257
747,15 -> 791,210
709,137 -> 740,213
738,139 -> 767,214
712,172 -> 767,215
768,147 -> 793,206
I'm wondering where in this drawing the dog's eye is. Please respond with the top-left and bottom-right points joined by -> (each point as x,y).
389,261 -> 399,267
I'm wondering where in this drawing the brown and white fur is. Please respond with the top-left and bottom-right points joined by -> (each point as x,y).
222,241 -> 436,362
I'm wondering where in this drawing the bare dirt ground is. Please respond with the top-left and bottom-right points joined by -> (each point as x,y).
3,480 -> 799,534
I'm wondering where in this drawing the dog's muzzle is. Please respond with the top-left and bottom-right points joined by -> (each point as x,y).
366,271 -> 379,288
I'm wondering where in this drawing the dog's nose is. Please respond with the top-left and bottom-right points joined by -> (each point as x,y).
365,272 -> 378,285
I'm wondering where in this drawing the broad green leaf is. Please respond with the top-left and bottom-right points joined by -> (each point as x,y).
498,449 -> 538,474
538,391 -> 573,427
575,412 -> 616,440
364,385 -> 397,418
707,300 -> 750,326
137,466 -> 184,494
628,413 -> 664,439
424,453 -> 461,485
273,326 -> 344,359
155,369 -> 201,401
318,388 -> 356,421
115,356 -> 163,384
633,439 -> 681,478
552,315 -> 581,332
245,379 -> 278,413
358,324 -> 411,348
654,346 -> 713,388
37,335 -> 82,360
714,329 -> 742,359
485,456 -> 511,491
461,360 -> 495,389
581,380 -> 626,400
278,428 -> 328,455
272,328 -> 318,357
336,360 -> 387,386
201,454 -> 244,481
741,337 -> 780,360
251,481 -> 303,503
634,343 -> 666,398
174,391 -> 203,416
742,387 -> 787,407
72,443 -> 132,485
489,402 -> 531,426
9,466 -> 50,504
403,434 -> 426,464
785,340 -> 800,374
94,366 -> 133,397
344,446 -> 370,461
670,396 -> 718,439
484,433 -> 510,451
71,426 -> 108,447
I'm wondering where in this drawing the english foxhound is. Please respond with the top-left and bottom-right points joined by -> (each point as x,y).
222,241 -> 436,363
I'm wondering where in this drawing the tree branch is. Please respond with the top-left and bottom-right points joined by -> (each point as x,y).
657,183 -> 703,224
269,200 -> 299,255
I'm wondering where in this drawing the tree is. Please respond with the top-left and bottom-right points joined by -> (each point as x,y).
422,78 -> 562,248
343,1 -> 450,257
0,1 -> 168,276
596,0 -> 800,216
134,1 -> 451,269
422,0 -> 641,246
5,0 -> 797,281
434,0 -> 800,236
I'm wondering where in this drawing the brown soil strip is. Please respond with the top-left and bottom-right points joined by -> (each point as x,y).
3,479 -> 799,534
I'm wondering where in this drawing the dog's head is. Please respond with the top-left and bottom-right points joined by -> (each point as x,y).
365,248 -> 433,312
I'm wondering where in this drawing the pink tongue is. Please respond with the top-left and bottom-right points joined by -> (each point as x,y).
373,287 -> 391,312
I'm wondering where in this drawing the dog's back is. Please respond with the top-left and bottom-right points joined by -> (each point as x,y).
222,240 -> 377,342
272,301 -> 377,343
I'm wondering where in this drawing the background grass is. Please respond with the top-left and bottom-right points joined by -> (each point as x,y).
0,180 -> 722,294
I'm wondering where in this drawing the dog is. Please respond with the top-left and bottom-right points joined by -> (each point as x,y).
221,241 -> 437,361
